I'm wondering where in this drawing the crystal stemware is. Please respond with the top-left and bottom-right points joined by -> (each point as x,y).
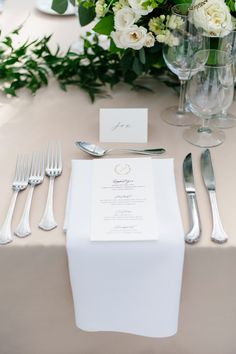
183,49 -> 234,147
161,3 -> 208,126
211,30 -> 236,129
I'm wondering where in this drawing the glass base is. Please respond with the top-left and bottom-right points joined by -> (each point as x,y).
183,125 -> 225,148
211,113 -> 236,129
161,106 -> 198,127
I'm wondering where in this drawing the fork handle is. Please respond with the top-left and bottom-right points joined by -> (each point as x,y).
39,176 -> 57,231
0,191 -> 18,245
15,186 -> 34,238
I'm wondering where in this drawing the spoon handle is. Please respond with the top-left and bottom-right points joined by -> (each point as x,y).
117,148 -> 166,155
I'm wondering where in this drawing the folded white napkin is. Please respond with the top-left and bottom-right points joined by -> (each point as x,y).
65,159 -> 184,338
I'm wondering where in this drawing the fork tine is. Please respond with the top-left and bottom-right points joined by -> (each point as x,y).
40,152 -> 45,177
46,144 -> 51,169
13,155 -> 20,181
31,153 -> 37,177
54,144 -> 57,168
35,152 -> 39,177
36,152 -> 42,177
18,155 -> 24,182
15,154 -> 25,182
57,142 -> 62,170
23,155 -> 30,183
51,143 -> 55,169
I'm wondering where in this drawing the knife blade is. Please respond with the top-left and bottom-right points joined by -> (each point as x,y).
201,149 -> 228,243
183,153 -> 201,244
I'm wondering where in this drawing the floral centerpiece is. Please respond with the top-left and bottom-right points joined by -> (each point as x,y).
52,0 -> 235,87
0,1 -> 234,101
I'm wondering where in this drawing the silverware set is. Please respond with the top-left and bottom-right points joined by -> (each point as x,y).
0,142 -> 62,245
183,149 -> 228,245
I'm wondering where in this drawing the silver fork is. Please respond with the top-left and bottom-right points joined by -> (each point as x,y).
39,142 -> 62,231
0,155 -> 30,245
15,152 -> 45,238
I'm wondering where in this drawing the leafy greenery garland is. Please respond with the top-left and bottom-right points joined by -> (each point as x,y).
0,25 -> 177,101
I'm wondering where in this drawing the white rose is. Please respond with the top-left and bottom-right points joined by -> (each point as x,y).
190,0 -> 232,36
111,30 -> 123,48
145,32 -> 155,47
128,0 -> 153,15
119,25 -> 147,49
114,6 -> 140,30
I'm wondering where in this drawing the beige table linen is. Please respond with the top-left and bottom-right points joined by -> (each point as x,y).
0,1 -> 236,353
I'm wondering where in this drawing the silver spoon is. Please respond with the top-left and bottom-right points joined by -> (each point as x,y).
75,141 -> 166,157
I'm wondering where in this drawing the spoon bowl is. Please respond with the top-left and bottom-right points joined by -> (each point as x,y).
75,141 -> 166,157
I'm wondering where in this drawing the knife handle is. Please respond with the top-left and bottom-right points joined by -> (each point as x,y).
185,193 -> 201,244
209,190 -> 228,244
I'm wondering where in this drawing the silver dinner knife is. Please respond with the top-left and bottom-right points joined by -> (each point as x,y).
201,149 -> 228,244
183,153 -> 201,244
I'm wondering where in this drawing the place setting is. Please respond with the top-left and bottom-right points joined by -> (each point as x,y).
0,0 -> 236,351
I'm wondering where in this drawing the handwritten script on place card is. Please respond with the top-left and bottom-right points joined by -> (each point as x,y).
90,158 -> 158,241
99,108 -> 148,143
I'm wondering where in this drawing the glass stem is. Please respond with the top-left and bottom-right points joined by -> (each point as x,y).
221,110 -> 227,119
178,80 -> 187,114
198,118 -> 211,133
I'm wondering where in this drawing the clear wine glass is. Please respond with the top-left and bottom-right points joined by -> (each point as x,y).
161,3 -> 208,126
211,30 -> 236,129
183,49 -> 234,147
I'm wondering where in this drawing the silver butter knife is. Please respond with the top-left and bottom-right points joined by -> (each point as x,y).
183,153 -> 201,244
201,149 -> 228,244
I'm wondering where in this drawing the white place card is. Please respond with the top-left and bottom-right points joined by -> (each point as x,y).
99,108 -> 148,143
90,158 -> 158,241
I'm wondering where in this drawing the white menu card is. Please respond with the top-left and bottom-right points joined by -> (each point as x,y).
90,158 -> 158,241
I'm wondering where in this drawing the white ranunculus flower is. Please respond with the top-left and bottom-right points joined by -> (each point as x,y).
114,6 -> 140,30
190,0 -> 232,36
119,25 -> 147,49
128,0 -> 153,15
145,32 -> 155,47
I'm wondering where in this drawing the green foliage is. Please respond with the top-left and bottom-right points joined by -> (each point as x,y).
226,0 -> 235,12
93,16 -> 114,35
51,0 -> 69,14
79,3 -> 96,26
0,26 -> 175,101
46,35 -> 123,101
0,27 -> 52,96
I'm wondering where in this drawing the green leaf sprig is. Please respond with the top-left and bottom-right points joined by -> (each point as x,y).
0,26 -> 173,101
0,26 -> 52,96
